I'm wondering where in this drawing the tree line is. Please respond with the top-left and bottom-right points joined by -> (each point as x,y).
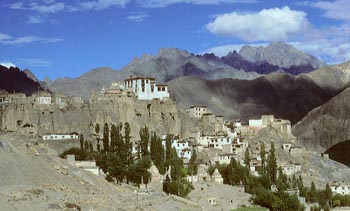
60,122 -> 194,197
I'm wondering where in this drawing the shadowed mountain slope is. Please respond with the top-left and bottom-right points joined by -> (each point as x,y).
293,87 -> 350,152
0,65 -> 48,95
167,73 -> 333,124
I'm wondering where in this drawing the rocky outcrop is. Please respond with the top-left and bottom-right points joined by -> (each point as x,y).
0,94 -> 183,139
89,93 -> 182,138
293,88 -> 350,152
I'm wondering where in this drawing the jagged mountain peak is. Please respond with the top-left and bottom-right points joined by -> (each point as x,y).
23,69 -> 39,82
239,42 -> 325,69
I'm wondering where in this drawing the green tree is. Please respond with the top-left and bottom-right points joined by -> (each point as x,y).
84,140 -> 89,153
150,132 -> 165,174
95,123 -> 100,135
110,124 -> 118,153
187,150 -> 198,175
103,123 -> 110,153
165,134 -> 172,168
244,148 -> 251,172
79,134 -> 84,150
89,142 -> 93,153
308,181 -> 317,203
266,142 -> 277,183
124,122 -> 133,166
95,123 -> 100,153
139,126 -> 150,157
276,167 -> 288,191
260,141 -> 266,175
97,139 -> 101,153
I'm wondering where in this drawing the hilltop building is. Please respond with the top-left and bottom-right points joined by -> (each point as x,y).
188,105 -> 210,118
124,76 -> 169,100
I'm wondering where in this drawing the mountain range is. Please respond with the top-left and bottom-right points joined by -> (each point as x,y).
47,42 -> 324,100
3,42 -> 345,126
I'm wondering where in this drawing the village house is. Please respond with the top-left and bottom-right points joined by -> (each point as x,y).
211,152 -> 237,165
198,134 -> 232,150
66,155 -> 99,175
161,136 -> 192,159
248,119 -> 263,130
278,161 -> 302,176
330,181 -> 350,195
53,94 -> 67,109
42,133 -> 79,141
35,93 -> 52,105
124,76 -> 170,100
188,105 -> 209,118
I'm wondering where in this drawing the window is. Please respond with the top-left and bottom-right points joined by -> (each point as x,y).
158,87 -> 161,91
162,87 -> 165,91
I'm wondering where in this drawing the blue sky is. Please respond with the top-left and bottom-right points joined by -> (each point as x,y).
0,0 -> 349,79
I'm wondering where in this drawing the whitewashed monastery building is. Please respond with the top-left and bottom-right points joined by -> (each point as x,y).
124,76 -> 169,100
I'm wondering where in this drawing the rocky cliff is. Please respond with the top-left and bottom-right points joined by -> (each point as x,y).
293,88 -> 350,152
0,93 -> 184,139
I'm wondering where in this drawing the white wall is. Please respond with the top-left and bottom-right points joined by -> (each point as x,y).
249,119 -> 263,127
42,134 -> 79,140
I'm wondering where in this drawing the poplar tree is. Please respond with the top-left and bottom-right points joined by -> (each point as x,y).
244,148 -> 251,172
103,123 -> 109,153
267,142 -> 277,183
124,122 -> 132,166
110,124 -> 117,153
79,134 -> 84,150
188,150 -> 198,175
139,126 -> 149,157
260,141 -> 266,175
165,134 -> 172,168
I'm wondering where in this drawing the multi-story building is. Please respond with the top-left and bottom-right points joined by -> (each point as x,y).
124,76 -> 169,100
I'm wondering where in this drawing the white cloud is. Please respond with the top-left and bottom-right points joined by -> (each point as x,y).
126,13 -> 148,22
27,16 -> 45,24
29,2 -> 65,13
7,2 -> 25,9
314,0 -> 350,20
80,0 -> 130,10
0,32 -> 12,41
18,58 -> 52,67
139,0 -> 256,8
6,1 -> 65,13
0,32 -> 62,45
199,43 -> 268,57
0,61 -> 17,68
206,6 -> 309,42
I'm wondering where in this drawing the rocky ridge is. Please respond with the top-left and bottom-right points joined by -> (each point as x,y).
293,87 -> 350,152
167,73 -> 333,124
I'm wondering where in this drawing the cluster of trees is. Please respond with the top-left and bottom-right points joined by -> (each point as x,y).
161,135 -> 194,197
208,142 -> 305,211
60,122 -> 194,197
209,141 -> 343,211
